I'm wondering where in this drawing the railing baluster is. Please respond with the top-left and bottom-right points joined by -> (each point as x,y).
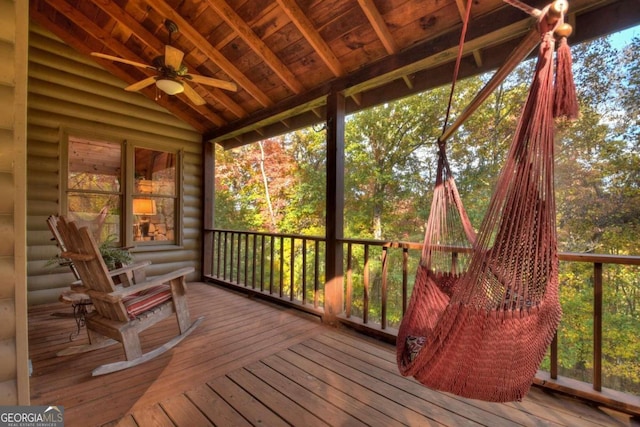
290,238 -> 295,301
251,234 -> 257,289
223,231 -> 229,280
260,234 -> 265,292
244,233 -> 249,287
346,242 -> 353,318
214,231 -> 218,276
381,245 -> 388,330
594,262 -> 603,392
452,250 -> 459,275
279,236 -> 285,298
269,235 -> 275,294
551,333 -> 558,379
215,231 -> 221,278
314,240 -> 320,308
402,246 -> 408,315
364,244 -> 369,325
233,232 -> 237,283
236,232 -> 242,284
230,232 -> 236,282
302,239 -> 307,305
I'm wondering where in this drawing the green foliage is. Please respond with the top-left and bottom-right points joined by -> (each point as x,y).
48,234 -> 132,271
98,236 -> 133,270
344,91 -> 446,240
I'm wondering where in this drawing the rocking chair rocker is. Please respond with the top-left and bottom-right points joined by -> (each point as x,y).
50,215 -> 203,376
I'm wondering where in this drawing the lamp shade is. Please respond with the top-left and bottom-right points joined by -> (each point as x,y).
156,78 -> 184,95
132,198 -> 157,216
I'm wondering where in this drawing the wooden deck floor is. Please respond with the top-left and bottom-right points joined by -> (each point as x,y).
29,282 -> 638,427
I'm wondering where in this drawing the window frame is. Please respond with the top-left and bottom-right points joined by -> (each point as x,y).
61,130 -> 184,250
128,143 -> 183,248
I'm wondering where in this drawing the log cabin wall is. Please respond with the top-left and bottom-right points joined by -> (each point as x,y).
26,23 -> 203,306
0,0 -> 29,405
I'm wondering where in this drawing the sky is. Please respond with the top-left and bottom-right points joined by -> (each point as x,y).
609,24 -> 639,49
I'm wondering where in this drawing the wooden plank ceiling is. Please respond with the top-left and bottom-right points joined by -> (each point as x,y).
30,0 -> 640,148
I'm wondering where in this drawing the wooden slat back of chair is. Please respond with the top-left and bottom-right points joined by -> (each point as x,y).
47,215 -> 80,279
56,217 -> 130,322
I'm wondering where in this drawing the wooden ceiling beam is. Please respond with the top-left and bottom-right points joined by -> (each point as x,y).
454,0 -> 483,68
357,0 -> 413,89
276,0 -> 345,77
357,0 -> 398,53
33,0 -> 638,140
94,0 -> 247,119
147,0 -> 274,108
204,0 -> 305,95
97,2 -> 164,54
207,90 -> 327,143
217,35 -> 530,149
208,2 -> 535,141
211,0 -> 639,146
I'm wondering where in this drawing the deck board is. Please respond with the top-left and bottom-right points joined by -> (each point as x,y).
243,360 -> 368,427
208,376 -> 290,427
314,332 -> 595,427
261,353 -> 406,427
185,385 -> 252,427
226,367 -> 329,426
29,282 -> 640,427
160,394 -> 214,427
129,403 -> 175,427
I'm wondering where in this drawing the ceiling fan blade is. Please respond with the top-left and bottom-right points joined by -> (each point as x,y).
187,74 -> 237,92
182,82 -> 206,106
91,52 -> 154,70
125,76 -> 157,92
164,45 -> 184,70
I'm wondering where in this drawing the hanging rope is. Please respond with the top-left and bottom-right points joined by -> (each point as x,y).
424,0 -> 477,286
440,0 -> 474,140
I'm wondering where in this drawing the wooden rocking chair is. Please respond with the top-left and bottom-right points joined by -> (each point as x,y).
51,215 -> 203,376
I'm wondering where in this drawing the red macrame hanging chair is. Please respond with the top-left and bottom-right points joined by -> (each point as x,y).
396,2 -> 577,402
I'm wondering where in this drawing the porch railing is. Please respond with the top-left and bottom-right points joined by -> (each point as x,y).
203,229 -> 325,316
203,228 -> 640,415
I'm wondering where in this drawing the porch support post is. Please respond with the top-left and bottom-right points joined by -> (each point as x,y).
202,139 -> 215,278
324,90 -> 345,325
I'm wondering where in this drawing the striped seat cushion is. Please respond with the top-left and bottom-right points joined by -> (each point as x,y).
122,284 -> 172,319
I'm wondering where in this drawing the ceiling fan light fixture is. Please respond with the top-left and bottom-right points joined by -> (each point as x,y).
156,78 -> 184,95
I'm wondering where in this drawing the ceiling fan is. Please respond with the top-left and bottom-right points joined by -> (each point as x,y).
91,20 -> 237,106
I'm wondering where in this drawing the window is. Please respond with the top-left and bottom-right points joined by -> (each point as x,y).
133,147 -> 177,243
66,137 -> 122,244
64,135 -> 181,247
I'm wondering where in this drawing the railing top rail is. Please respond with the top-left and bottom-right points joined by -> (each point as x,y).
559,252 -> 640,265
208,228 -> 640,266
338,237 -> 424,250
340,241 -> 640,265
207,228 -> 324,242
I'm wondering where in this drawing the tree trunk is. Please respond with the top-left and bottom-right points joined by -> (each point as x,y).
373,201 -> 382,239
258,141 -> 276,229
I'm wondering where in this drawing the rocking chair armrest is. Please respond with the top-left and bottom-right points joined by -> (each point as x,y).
102,267 -> 195,302
69,282 -> 89,293
107,261 -> 152,277
68,261 -> 152,290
